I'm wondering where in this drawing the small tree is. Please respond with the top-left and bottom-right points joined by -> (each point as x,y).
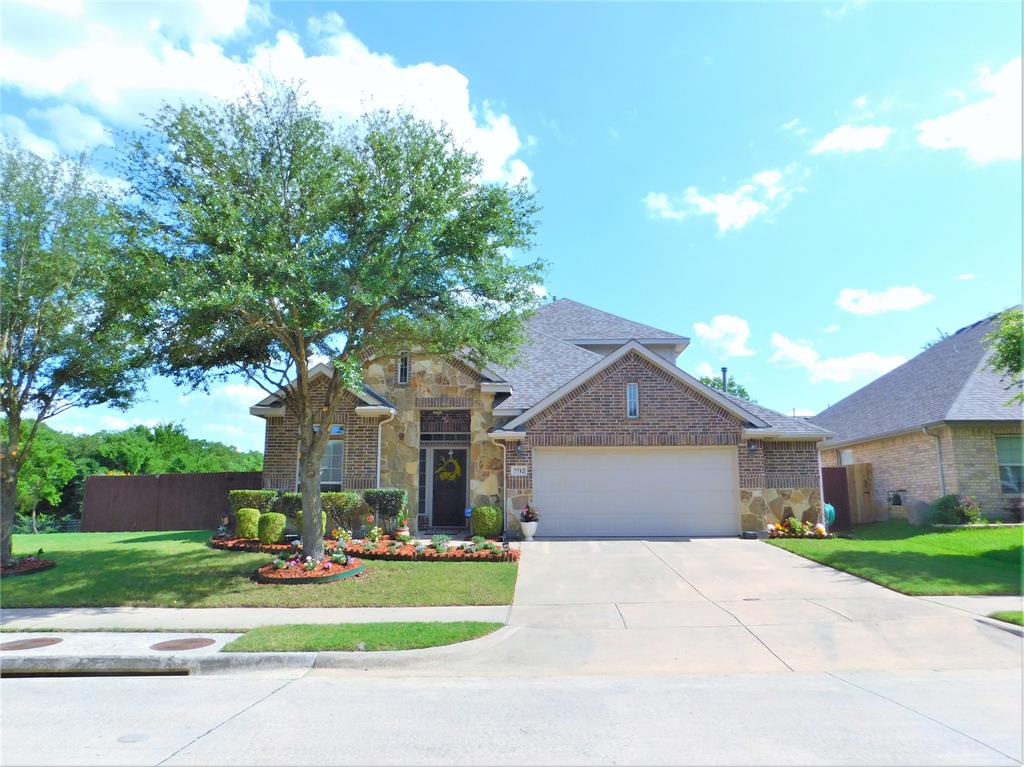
699,374 -> 754,401
0,145 -> 154,562
985,307 -> 1023,405
127,83 -> 543,559
16,426 -> 76,534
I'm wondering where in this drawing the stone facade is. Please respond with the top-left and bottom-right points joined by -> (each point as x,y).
821,421 -> 1023,520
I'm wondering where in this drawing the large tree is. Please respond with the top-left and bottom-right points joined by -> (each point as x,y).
127,83 -> 543,559
0,146 -> 154,562
699,374 -> 754,402
985,307 -> 1023,405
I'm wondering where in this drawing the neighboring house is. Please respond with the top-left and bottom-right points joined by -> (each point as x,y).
252,299 -> 830,537
812,311 -> 1023,520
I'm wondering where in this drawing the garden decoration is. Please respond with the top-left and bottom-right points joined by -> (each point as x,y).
254,554 -> 365,584
519,504 -> 539,541
0,548 -> 56,577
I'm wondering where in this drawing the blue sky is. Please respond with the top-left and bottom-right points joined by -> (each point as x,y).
2,0 -> 1021,452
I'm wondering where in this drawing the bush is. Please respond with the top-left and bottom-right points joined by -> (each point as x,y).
932,494 -> 983,524
431,534 -> 451,552
364,488 -> 408,527
471,505 -> 502,538
228,489 -> 277,515
295,509 -> 329,537
278,492 -> 302,517
258,512 -> 287,545
235,508 -> 261,539
322,492 -> 364,530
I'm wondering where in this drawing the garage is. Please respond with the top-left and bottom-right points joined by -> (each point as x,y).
531,446 -> 740,537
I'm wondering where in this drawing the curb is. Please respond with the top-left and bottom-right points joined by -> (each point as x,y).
0,652 -> 316,676
976,616 -> 1024,638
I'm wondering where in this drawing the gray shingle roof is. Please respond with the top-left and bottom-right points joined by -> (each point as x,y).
491,329 -> 603,410
811,311 -> 1022,446
719,393 -> 832,437
528,298 -> 686,340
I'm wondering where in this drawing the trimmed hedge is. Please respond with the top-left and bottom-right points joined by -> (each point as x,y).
235,507 -> 261,539
295,510 -> 328,537
278,491 -> 302,517
228,489 -> 277,515
364,488 -> 408,527
471,505 -> 502,538
323,492 -> 364,531
258,512 -> 287,545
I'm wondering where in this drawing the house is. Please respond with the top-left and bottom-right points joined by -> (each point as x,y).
811,311 -> 1023,520
252,299 -> 830,537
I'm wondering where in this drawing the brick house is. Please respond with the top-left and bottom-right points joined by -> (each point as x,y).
812,311 -> 1023,521
252,299 -> 830,536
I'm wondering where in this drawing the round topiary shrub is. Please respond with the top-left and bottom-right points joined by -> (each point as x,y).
471,505 -> 502,538
235,507 -> 260,539
295,510 -> 328,537
258,512 -> 287,545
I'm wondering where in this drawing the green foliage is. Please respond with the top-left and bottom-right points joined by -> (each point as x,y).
431,534 -> 451,552
985,308 -> 1023,404
15,426 -> 76,520
228,490 -> 278,516
364,488 -> 408,526
257,512 -> 287,545
471,505 -> 502,538
295,510 -> 328,537
234,508 -> 261,539
278,492 -> 303,517
932,494 -> 983,525
322,492 -> 364,530
698,374 -> 754,401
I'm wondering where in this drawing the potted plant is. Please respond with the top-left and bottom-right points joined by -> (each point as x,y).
395,507 -> 410,537
519,505 -> 539,541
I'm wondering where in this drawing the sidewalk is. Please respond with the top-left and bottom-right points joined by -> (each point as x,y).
0,605 -> 511,631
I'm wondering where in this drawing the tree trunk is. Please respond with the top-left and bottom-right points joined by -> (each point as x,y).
0,416 -> 20,565
31,502 -> 38,534
298,438 -> 325,561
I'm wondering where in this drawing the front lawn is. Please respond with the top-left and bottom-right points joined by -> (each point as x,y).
768,520 -> 1022,595
0,531 -> 517,608
221,621 -> 502,652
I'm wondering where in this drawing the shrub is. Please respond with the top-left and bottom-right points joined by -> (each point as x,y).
235,508 -> 261,539
932,494 -> 983,524
431,534 -> 451,552
258,513 -> 287,545
322,492 -> 364,530
278,492 -> 302,517
295,510 -> 329,537
228,490 -> 277,516
471,505 -> 502,538
364,488 -> 408,527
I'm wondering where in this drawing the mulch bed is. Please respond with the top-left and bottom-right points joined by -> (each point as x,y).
210,537 -> 339,554
0,558 -> 56,577
254,556 -> 365,585
344,542 -> 519,563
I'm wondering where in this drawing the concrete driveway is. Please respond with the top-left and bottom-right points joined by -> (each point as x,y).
502,538 -> 1023,674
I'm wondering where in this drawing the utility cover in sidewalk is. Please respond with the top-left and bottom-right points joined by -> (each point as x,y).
150,637 -> 216,651
0,637 -> 64,651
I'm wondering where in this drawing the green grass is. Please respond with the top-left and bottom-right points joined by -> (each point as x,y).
768,520 -> 1023,596
1,531 -> 517,608
221,621 -> 502,652
989,611 -> 1024,626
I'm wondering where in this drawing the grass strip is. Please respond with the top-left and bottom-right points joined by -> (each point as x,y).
221,621 -> 502,652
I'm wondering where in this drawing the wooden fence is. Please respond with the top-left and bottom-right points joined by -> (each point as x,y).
81,472 -> 263,532
822,463 -> 878,529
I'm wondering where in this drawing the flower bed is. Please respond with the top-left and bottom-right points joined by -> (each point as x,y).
766,519 -> 832,539
344,540 -> 519,563
209,537 -> 338,554
254,555 -> 365,584
1,553 -> 56,577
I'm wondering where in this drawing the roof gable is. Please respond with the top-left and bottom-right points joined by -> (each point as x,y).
529,298 -> 686,342
252,362 -> 394,410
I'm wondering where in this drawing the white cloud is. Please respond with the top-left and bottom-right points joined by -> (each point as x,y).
852,95 -> 869,108
0,4 -> 531,184
780,118 -> 807,135
1,115 -> 57,157
693,315 -> 755,358
769,333 -> 905,384
954,273 -> 975,281
811,124 -> 892,154
646,166 -> 805,233
824,0 -> 868,21
180,382 -> 267,406
916,57 -> 1022,164
530,284 -> 549,299
99,415 -> 129,430
28,104 -> 111,152
695,361 -> 715,378
821,324 -> 841,333
836,286 -> 934,315
56,424 -> 90,435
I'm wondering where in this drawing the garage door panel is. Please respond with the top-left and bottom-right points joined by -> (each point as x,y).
532,447 -> 739,537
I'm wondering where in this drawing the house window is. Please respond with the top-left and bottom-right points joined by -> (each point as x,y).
626,382 -> 639,419
319,440 -> 345,490
397,352 -> 410,385
996,436 -> 1023,494
839,449 -> 854,466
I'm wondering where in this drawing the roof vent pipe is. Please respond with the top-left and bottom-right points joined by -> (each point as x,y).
721,367 -> 728,392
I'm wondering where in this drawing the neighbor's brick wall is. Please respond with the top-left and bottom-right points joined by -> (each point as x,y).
262,379 -> 381,492
947,422 -> 1023,516
763,441 -> 820,488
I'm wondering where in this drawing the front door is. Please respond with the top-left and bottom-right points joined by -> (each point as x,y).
431,448 -> 467,526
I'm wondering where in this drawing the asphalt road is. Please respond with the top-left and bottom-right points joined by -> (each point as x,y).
2,668 -> 1020,766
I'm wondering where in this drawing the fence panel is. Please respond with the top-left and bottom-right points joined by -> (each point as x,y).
82,472 -> 262,532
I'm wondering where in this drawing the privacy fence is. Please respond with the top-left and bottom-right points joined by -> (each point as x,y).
81,472 -> 262,532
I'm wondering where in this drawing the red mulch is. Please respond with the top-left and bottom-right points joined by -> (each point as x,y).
344,542 -> 519,563
255,556 -> 364,582
210,537 -> 339,554
0,558 -> 56,577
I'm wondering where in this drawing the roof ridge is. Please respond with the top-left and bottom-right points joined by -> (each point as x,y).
541,297 -> 686,339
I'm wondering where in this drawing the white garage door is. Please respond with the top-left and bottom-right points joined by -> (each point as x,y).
531,447 -> 740,537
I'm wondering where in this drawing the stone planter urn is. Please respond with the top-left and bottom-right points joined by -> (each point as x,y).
520,521 -> 538,541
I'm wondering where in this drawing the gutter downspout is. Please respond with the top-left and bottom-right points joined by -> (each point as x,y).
496,440 -> 508,538
923,427 -> 947,496
375,409 -> 397,488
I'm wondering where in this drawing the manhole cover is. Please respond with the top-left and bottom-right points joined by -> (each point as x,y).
150,637 -> 216,652
0,637 -> 64,651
